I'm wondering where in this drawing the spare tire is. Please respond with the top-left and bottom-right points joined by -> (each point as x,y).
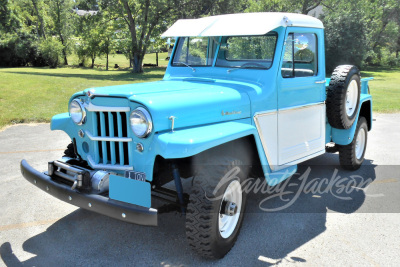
326,65 -> 361,129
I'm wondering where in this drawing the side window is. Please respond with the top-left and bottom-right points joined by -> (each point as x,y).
281,33 -> 317,78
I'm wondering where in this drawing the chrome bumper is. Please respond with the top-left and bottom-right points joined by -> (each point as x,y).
20,160 -> 157,226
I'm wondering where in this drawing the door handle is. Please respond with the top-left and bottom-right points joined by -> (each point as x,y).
315,79 -> 326,84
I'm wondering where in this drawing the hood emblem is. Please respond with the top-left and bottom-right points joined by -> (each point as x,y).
221,110 -> 242,116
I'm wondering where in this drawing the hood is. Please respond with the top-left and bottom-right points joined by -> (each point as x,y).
84,79 -> 253,132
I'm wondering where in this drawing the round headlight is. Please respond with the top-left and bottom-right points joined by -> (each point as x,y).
69,99 -> 86,125
130,107 -> 152,138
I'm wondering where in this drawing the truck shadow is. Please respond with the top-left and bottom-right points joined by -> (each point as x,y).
0,154 -> 376,266
3,67 -> 166,82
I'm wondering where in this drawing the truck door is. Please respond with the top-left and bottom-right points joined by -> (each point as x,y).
277,28 -> 326,166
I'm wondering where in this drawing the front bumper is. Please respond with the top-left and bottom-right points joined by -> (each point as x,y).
20,160 -> 157,226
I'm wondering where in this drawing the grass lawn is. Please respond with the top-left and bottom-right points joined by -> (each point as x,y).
0,64 -> 398,130
0,66 -> 166,129
361,67 -> 400,113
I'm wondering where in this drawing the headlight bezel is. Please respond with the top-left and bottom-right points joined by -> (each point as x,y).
69,99 -> 86,125
130,107 -> 153,138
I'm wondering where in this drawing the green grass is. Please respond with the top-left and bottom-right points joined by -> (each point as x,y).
0,66 -> 166,129
0,64 -> 398,130
361,67 -> 400,113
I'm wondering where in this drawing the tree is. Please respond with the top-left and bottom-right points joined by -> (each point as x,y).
30,0 -> 47,39
48,0 -> 76,65
321,0 -> 368,72
245,0 -> 323,14
117,0 -> 175,73
76,10 -> 103,68
322,0 -> 400,69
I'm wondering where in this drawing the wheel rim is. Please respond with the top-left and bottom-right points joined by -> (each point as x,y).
355,127 -> 366,160
346,80 -> 358,117
218,180 -> 242,239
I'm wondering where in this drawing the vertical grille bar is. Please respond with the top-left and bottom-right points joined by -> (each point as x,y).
108,112 -> 116,165
117,112 -> 124,166
92,112 -> 100,164
99,112 -> 108,164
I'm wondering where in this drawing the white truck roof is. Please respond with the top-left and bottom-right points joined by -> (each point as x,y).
161,12 -> 323,37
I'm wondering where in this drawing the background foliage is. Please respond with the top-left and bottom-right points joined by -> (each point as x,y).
0,0 -> 399,72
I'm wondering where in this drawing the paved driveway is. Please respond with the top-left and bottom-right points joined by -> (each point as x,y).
0,114 -> 399,266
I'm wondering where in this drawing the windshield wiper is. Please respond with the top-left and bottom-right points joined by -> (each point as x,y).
227,63 -> 265,73
175,62 -> 196,72
227,66 -> 252,73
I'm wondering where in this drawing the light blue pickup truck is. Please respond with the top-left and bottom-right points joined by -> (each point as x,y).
21,12 -> 373,259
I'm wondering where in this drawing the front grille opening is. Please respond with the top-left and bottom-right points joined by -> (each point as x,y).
121,112 -> 128,138
123,142 -> 129,165
96,112 -> 101,135
112,112 -> 119,136
115,142 -> 120,164
104,112 -> 110,137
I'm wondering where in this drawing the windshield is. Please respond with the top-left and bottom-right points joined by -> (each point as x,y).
172,37 -> 217,67
171,32 -> 278,70
216,33 -> 278,69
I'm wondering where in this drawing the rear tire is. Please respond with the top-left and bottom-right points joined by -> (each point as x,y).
338,117 -> 368,170
185,156 -> 248,259
326,65 -> 361,129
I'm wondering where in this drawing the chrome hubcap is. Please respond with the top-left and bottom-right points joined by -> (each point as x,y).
355,128 -> 366,159
346,80 -> 358,117
218,180 -> 242,239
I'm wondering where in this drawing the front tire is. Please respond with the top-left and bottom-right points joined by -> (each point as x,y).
185,156 -> 248,259
338,117 -> 368,170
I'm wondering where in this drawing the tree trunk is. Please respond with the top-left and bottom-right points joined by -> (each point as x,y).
59,34 -> 68,65
91,57 -> 95,68
132,53 -> 143,73
31,0 -> 46,39
106,52 -> 109,71
156,52 -> 158,67
62,48 -> 68,65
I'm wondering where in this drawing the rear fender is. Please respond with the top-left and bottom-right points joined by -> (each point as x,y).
330,96 -> 372,145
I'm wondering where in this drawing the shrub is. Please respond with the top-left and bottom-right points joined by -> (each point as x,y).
38,38 -> 64,68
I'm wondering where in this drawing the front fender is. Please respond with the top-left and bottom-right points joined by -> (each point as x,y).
50,112 -> 76,138
154,119 -> 257,159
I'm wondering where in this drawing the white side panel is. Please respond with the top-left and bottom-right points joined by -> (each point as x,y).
278,104 -> 325,165
254,111 -> 278,169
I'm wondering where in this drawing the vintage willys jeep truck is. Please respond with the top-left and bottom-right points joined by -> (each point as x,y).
21,12 -> 373,258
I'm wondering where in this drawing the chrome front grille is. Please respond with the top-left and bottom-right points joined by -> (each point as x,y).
84,102 -> 132,171
94,111 -> 129,165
